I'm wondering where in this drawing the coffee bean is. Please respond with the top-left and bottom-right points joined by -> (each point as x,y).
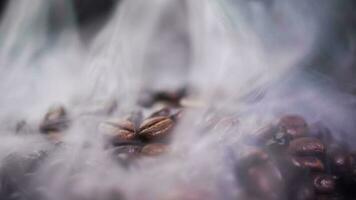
313,174 -> 336,194
288,137 -> 326,156
245,161 -> 285,200
290,182 -> 315,200
141,143 -> 168,156
236,150 -> 270,172
153,87 -> 187,105
278,115 -> 308,138
39,105 -> 69,133
138,116 -> 174,140
99,119 -> 136,142
291,156 -> 325,171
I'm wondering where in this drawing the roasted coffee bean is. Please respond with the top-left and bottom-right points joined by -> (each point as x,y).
278,115 -> 308,138
99,119 -> 136,142
291,156 -> 325,171
313,174 -> 336,194
153,87 -> 187,105
141,143 -> 168,156
236,150 -> 270,172
39,105 -> 69,133
138,116 -> 174,140
288,137 -> 326,156
245,161 -> 285,200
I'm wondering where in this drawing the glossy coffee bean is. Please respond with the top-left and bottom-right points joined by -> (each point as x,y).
291,156 -> 325,171
288,137 -> 326,156
278,115 -> 308,138
99,119 -> 136,142
313,174 -> 336,194
138,116 -> 174,140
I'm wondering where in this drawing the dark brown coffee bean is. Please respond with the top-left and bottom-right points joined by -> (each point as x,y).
99,119 -> 136,142
288,137 -> 326,156
141,143 -> 169,156
313,174 -> 336,194
278,115 -> 308,138
291,156 -> 325,171
39,105 -> 69,133
138,116 -> 174,140
154,87 -> 187,105
237,150 -> 270,172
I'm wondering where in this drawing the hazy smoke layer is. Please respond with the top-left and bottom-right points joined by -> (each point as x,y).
0,0 -> 355,200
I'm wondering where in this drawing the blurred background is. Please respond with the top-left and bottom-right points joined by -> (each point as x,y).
0,0 -> 355,94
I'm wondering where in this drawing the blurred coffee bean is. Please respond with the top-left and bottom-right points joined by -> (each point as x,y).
245,161 -> 285,200
99,119 -> 136,142
138,116 -> 174,140
141,143 -> 168,156
153,87 -> 188,106
278,115 -> 308,138
313,174 -> 336,194
39,105 -> 69,133
291,156 -> 325,171
236,150 -> 270,172
290,181 -> 315,200
288,137 -> 326,156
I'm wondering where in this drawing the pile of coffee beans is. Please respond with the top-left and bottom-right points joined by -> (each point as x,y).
14,89 -> 356,200
236,115 -> 356,200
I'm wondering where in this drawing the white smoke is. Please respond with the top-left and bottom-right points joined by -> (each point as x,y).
0,0 -> 354,200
